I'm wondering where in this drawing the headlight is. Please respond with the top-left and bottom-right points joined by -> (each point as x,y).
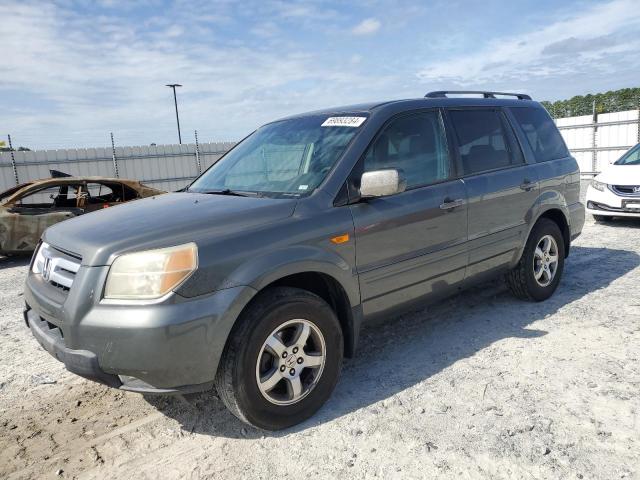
591,180 -> 606,192
104,243 -> 198,300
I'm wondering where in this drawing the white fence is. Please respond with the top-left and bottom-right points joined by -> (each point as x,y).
0,141 -> 235,192
556,109 -> 640,175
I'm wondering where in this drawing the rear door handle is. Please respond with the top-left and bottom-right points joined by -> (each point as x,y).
520,179 -> 538,191
440,198 -> 465,210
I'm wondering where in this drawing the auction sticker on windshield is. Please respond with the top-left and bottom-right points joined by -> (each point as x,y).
321,116 -> 367,127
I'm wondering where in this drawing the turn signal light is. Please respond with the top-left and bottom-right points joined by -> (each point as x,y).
330,234 -> 350,244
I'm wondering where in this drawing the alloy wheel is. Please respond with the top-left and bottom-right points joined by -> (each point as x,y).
533,234 -> 559,287
255,319 -> 326,406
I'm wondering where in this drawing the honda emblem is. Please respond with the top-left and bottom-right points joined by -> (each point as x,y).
42,257 -> 52,282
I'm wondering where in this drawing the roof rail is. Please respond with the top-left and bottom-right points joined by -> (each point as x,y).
425,90 -> 532,100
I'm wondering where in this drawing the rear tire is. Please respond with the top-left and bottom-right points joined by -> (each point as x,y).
215,287 -> 343,430
506,218 -> 565,302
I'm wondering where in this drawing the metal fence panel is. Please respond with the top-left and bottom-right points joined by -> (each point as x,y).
0,141 -> 235,192
555,109 -> 640,175
595,110 -> 638,172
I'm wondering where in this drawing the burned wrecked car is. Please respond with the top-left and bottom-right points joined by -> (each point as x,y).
0,176 -> 163,254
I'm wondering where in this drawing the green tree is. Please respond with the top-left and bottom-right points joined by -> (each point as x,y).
543,87 -> 640,118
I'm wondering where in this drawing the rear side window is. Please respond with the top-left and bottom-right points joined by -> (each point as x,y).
448,109 -> 520,175
511,107 -> 568,162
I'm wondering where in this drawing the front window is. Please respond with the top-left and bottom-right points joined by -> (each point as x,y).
15,184 -> 84,209
189,115 -> 366,197
615,144 -> 640,165
363,111 -> 451,188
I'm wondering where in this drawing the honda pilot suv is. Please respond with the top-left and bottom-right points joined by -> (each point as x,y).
24,91 -> 584,430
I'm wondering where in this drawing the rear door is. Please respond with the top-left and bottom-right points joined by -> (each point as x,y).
446,108 -> 538,279
349,109 -> 468,317
508,106 -> 580,209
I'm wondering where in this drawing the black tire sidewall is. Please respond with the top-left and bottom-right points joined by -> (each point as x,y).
233,291 -> 343,430
523,219 -> 565,301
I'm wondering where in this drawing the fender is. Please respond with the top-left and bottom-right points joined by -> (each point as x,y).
218,244 -> 362,357
226,244 -> 360,307
512,188 -> 571,266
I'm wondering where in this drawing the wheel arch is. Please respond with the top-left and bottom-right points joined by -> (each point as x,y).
228,270 -> 361,359
266,272 -> 361,358
226,247 -> 362,359
535,208 -> 571,258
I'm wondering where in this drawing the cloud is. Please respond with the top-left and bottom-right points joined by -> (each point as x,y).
3,0 -> 639,149
351,18 -> 381,35
0,1 -> 402,148
416,0 -> 640,88
541,34 -> 622,56
165,25 -> 184,38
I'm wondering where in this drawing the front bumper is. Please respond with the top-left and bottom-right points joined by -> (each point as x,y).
585,185 -> 640,218
24,269 -> 256,394
26,308 -> 122,388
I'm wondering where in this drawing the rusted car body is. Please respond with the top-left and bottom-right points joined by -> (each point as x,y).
0,177 -> 163,254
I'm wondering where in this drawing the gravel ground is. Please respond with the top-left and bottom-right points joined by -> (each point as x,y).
1,201 -> 639,479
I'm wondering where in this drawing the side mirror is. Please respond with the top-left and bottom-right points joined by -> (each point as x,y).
359,169 -> 406,198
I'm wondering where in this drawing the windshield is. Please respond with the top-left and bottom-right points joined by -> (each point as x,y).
615,143 -> 640,165
188,114 -> 367,197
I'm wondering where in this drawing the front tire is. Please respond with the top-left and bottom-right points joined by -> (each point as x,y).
592,214 -> 611,222
506,218 -> 565,302
215,287 -> 343,430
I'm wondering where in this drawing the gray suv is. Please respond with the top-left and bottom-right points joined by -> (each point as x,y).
24,91 -> 585,430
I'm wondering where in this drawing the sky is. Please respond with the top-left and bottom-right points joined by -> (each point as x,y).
2,0 -> 640,150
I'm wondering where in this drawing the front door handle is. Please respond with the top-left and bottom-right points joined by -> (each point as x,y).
440,198 -> 465,210
520,179 -> 538,191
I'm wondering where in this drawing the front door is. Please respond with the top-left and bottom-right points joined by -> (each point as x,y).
349,110 -> 468,317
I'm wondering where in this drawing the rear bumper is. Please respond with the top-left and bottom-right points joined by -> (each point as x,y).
568,201 -> 585,241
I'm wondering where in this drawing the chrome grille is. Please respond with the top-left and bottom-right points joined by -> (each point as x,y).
610,185 -> 640,197
33,243 -> 81,292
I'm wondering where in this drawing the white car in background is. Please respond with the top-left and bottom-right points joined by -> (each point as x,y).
586,142 -> 640,221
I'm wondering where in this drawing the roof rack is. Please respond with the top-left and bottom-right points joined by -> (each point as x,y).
425,90 -> 532,100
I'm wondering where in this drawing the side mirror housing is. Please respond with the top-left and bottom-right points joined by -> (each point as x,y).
359,169 -> 406,198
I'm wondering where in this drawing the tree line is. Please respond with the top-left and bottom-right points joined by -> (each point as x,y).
541,87 -> 640,118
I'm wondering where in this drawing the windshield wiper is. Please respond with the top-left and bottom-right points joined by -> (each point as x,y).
200,189 -> 260,197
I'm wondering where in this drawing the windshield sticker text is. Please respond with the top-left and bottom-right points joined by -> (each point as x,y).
321,117 -> 367,128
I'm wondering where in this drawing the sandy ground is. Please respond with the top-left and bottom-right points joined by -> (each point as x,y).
1,200 -> 639,479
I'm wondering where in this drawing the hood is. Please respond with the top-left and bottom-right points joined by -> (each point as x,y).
596,164 -> 640,186
44,192 -> 297,266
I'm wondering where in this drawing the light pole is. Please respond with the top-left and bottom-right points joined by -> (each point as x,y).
166,83 -> 183,144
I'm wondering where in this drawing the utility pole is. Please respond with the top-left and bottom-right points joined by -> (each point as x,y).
110,132 -> 119,178
166,84 -> 183,144
591,100 -> 598,174
7,134 -> 19,185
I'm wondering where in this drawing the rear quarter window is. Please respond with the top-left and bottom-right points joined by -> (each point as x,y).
511,107 -> 568,162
